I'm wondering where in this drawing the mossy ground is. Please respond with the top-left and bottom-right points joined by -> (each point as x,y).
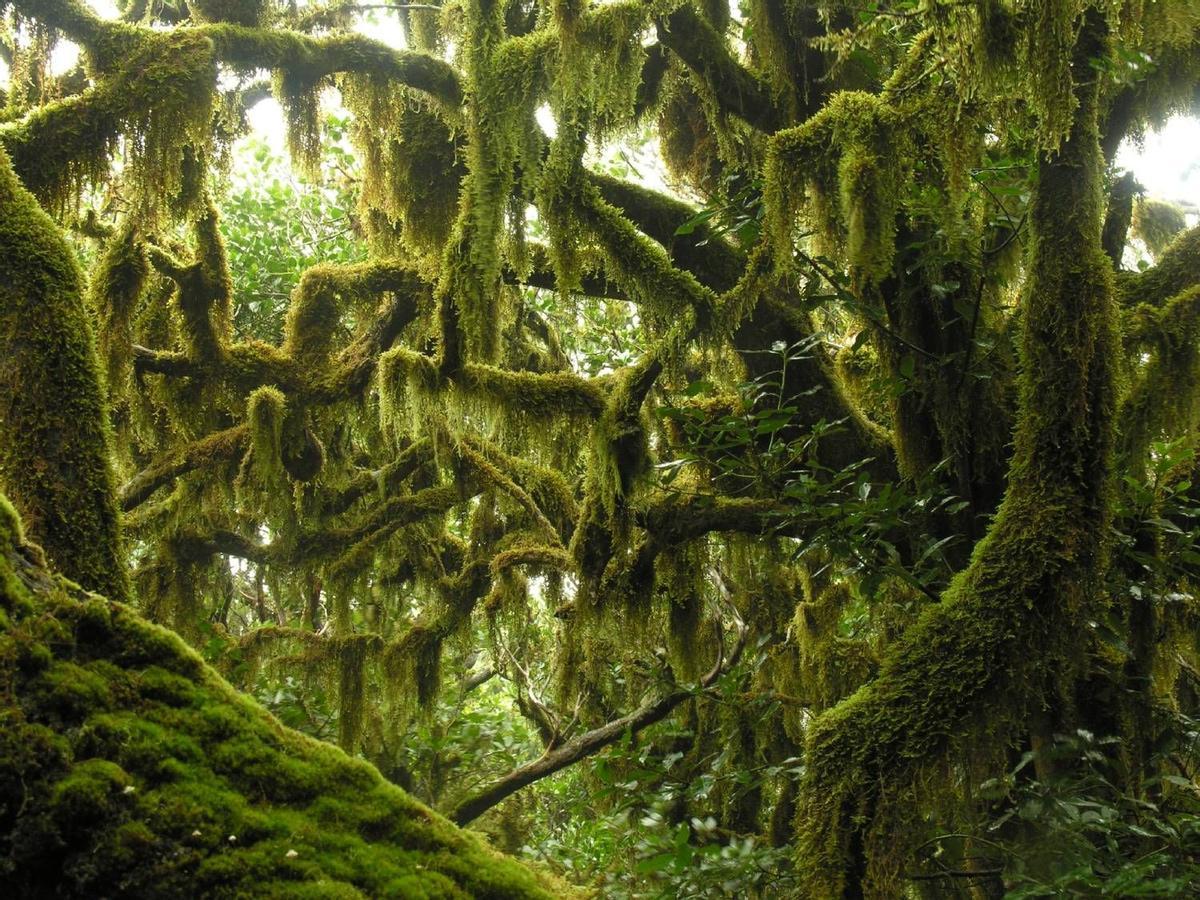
0,503 -> 566,899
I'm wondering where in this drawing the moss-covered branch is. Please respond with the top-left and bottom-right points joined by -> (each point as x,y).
9,0 -> 463,105
1118,224 -> 1200,308
1119,284 -> 1200,469
587,171 -> 888,474
120,425 -> 249,511
457,363 -> 609,420
3,0 -> 116,56
588,171 -> 745,293
205,25 -> 464,107
319,438 -> 434,519
0,29 -> 216,209
656,5 -> 781,132
1101,170 -> 1138,266
633,496 -> 785,543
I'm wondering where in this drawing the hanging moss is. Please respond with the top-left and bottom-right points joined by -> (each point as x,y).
976,0 -> 1020,69
1120,285 -> 1200,469
344,78 -> 465,256
576,1 -> 648,135
88,220 -> 150,399
438,1 -> 551,363
1023,0 -> 1085,148
188,0 -> 264,27
239,625 -> 386,754
0,27 -> 218,213
383,624 -> 446,713
463,436 -> 579,534
1132,196 -> 1188,257
1118,224 -> 1200,308
658,545 -> 706,680
456,440 -> 561,544
273,69 -> 324,178
489,544 -> 574,579
657,71 -> 724,195
764,90 -> 911,283
0,144 -> 128,602
794,581 -> 878,711
744,0 -> 808,122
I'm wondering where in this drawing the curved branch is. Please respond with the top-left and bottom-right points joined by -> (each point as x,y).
657,6 -> 781,133
205,26 -> 463,107
1117,224 -> 1200,309
449,603 -> 748,826
634,496 -> 784,543
120,424 -> 248,511
8,0 -> 463,106
587,171 -> 745,293
320,438 -> 434,519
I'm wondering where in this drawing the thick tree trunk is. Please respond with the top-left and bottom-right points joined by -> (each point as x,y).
793,15 -> 1118,896
0,145 -> 128,601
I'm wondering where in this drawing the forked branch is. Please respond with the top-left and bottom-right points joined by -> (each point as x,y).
449,595 -> 747,826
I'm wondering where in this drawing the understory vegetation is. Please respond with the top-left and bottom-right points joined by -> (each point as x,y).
2,0 -> 1200,896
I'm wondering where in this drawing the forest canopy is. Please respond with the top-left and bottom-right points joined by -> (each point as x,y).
1,0 -> 1200,895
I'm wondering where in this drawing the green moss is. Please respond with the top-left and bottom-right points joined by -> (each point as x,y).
189,0 -> 264,27
0,494 -> 566,897
588,356 -> 657,519
765,91 -> 910,283
0,28 -> 217,213
50,758 -> 133,835
344,80 -> 465,255
0,145 -> 128,602
1133,197 -> 1190,257
793,19 -> 1118,894
460,436 -> 578,534
175,201 -> 235,362
246,385 -> 288,489
795,582 -> 878,710
458,364 -> 607,421
657,73 -> 724,194
1118,225 -> 1200,308
88,220 -> 150,398
383,624 -> 445,712
0,493 -> 26,552
274,69 -> 324,178
576,179 -> 716,334
283,265 -> 347,369
1119,284 -> 1200,469
457,441 -> 561,543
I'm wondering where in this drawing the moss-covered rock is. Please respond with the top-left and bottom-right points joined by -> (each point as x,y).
0,495 -> 566,898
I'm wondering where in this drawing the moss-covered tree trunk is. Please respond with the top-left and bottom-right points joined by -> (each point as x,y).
0,145 -> 128,602
793,15 -> 1118,896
